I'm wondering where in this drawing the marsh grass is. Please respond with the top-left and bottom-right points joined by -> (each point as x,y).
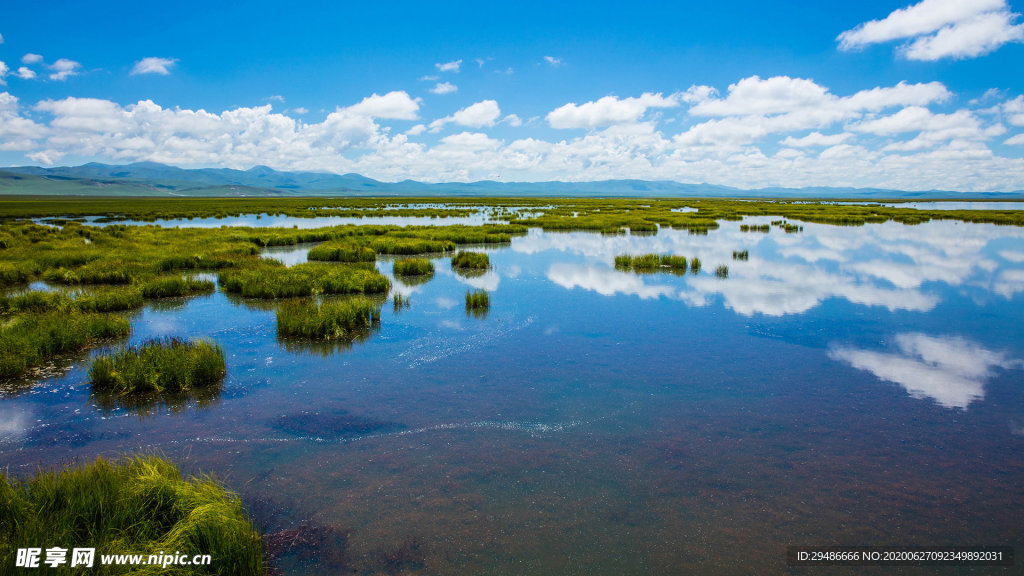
0,311 -> 130,379
690,257 -> 702,275
276,297 -> 381,341
0,454 -> 264,575
89,337 -> 226,397
393,293 -> 410,312
392,258 -> 434,276
369,237 -> 455,255
451,251 -> 490,270
219,262 -> 389,299
740,224 -> 771,233
614,254 -> 688,274
307,242 -> 377,263
715,265 -> 729,278
465,290 -> 490,318
140,276 -> 216,299
732,250 -> 749,261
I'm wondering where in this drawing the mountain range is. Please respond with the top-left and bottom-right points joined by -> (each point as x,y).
1,162 -> 1021,199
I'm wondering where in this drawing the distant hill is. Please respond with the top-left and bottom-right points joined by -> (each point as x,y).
1,162 -> 1021,199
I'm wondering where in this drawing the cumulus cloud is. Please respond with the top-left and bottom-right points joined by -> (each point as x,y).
430,81 -> 457,95
15,67 -> 36,80
48,58 -> 81,81
0,61 -> 7,85
429,99 -> 501,131
829,333 -> 1014,408
1004,96 -> 1024,126
837,0 -> 1024,60
781,132 -> 852,147
547,263 -> 674,299
22,53 -> 43,64
344,91 -> 420,119
547,93 -> 679,129
131,57 -> 178,75
436,59 -> 462,73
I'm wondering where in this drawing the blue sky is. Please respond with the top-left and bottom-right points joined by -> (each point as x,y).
1,0 -> 1024,190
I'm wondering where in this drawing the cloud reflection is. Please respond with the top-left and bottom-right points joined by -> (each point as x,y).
547,263 -> 674,299
829,333 -> 1014,409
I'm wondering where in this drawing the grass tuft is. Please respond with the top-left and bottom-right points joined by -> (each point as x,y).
392,258 -> 434,276
140,276 -> 216,299
0,311 -> 130,379
465,290 -> 490,318
89,337 -> 226,396
614,254 -> 688,274
715,265 -> 729,278
307,242 -> 377,263
276,297 -> 381,341
451,251 -> 490,270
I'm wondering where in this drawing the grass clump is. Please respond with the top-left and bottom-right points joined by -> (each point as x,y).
451,251 -> 490,270
307,242 -> 377,263
715,265 -> 729,278
140,276 -> 216,299
393,293 -> 410,312
219,262 -> 389,299
465,289 -> 490,316
89,337 -> 226,396
740,224 -> 771,233
369,237 -> 455,255
393,258 -> 434,276
0,454 -> 264,575
276,297 -> 381,341
732,250 -> 749,261
614,254 -> 688,273
0,311 -> 130,379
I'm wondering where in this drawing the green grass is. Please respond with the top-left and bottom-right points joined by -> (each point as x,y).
276,297 -> 381,341
88,337 -> 226,396
140,276 -> 216,299
392,258 -> 434,276
690,257 -> 702,274
732,250 -> 749,261
614,253 -> 688,273
218,262 -> 389,299
451,251 -> 490,270
715,265 -> 729,278
0,311 -> 131,379
369,237 -> 455,255
306,242 -> 377,263
740,224 -> 771,233
465,290 -> 490,316
0,454 -> 264,575
393,292 -> 410,312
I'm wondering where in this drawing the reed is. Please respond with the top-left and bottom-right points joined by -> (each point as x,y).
275,297 -> 381,341
0,454 -> 264,575
732,250 -> 749,261
393,293 -> 410,311
392,258 -> 434,276
715,265 -> 729,278
465,289 -> 490,312
690,257 -> 702,274
89,337 -> 226,395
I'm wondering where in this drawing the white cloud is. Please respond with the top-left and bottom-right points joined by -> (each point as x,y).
430,81 -> 457,95
436,59 -> 462,73
547,93 -> 679,129
829,333 -> 1014,409
0,33 -> 4,44
22,53 -> 43,65
0,61 -> 7,85
1004,96 -> 1024,126
344,91 -> 420,120
290,106 -> 308,115
419,75 -> 439,82
1005,133 -> 1024,145
267,94 -> 285,103
547,263 -> 674,299
131,57 -> 178,75
15,67 -> 36,80
781,132 -> 851,147
543,56 -> 563,66
48,58 -> 81,81
503,114 -> 522,127
837,0 -> 1024,60
429,99 -> 501,131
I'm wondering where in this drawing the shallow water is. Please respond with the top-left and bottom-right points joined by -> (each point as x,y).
2,217 -> 1024,575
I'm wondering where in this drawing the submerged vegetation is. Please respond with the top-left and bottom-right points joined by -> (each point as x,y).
89,337 -> 226,397
0,454 -> 264,575
276,297 -> 381,341
615,253 -> 688,273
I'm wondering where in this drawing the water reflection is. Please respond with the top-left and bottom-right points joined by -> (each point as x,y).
829,333 -> 1016,409
525,219 -> 1024,316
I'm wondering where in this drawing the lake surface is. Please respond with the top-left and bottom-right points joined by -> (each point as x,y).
2,217 -> 1023,574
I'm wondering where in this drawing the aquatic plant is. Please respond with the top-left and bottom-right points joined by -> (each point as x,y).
369,237 -> 455,255
740,223 -> 771,233
615,254 -> 687,273
307,242 -> 377,263
465,289 -> 490,314
89,337 -> 226,396
140,276 -> 216,299
219,262 -> 389,299
732,250 -> 749,261
0,311 -> 130,379
0,454 -> 264,575
275,297 -> 381,341
451,251 -> 490,270
690,257 -> 702,274
393,292 -> 410,311
715,265 -> 729,278
393,258 -> 434,276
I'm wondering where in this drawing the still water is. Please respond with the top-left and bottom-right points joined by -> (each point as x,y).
2,217 -> 1023,574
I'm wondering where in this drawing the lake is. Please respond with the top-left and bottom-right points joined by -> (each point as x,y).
2,216 -> 1023,574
